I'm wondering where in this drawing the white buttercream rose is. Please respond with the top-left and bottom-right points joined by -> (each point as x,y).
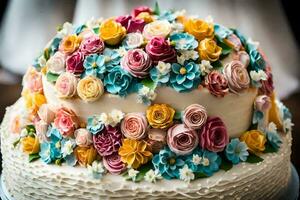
143,20 -> 172,40
46,51 -> 66,74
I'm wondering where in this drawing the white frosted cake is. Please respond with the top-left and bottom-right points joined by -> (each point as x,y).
0,4 -> 294,200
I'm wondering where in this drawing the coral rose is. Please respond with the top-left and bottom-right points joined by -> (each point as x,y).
182,104 -> 208,130
74,128 -> 93,147
121,112 -> 148,140
54,107 -> 79,138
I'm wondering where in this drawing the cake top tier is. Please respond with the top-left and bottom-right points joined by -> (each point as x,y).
29,4 -> 273,104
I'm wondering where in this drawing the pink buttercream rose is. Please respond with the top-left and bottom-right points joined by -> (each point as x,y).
167,124 -> 199,155
226,34 -> 243,51
35,120 -> 49,142
182,104 -> 208,130
127,18 -> 145,33
121,112 -> 148,140
55,72 -> 78,98
23,67 -> 43,93
103,152 -> 126,174
232,51 -> 250,67
46,51 -> 66,74
223,60 -> 250,94
260,67 -> 274,96
74,128 -> 93,147
93,126 -> 122,156
145,37 -> 177,64
121,49 -> 152,78
66,51 -> 84,74
54,108 -> 79,138
147,128 -> 166,153
254,95 -> 271,112
79,34 -> 105,55
199,116 -> 229,152
205,70 -> 229,97
131,6 -> 152,17
37,104 -> 55,125
115,15 -> 132,28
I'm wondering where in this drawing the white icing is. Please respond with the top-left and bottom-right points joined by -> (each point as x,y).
0,99 -> 292,200
43,77 -> 258,138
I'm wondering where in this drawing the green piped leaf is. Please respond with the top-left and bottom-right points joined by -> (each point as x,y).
13,138 -> 21,148
220,159 -> 233,171
29,153 -> 40,162
195,172 -> 208,179
174,111 -> 182,120
141,78 -> 156,90
264,143 -> 278,153
246,153 -> 264,164
153,1 -> 161,15
46,72 -> 59,83
211,60 -> 223,70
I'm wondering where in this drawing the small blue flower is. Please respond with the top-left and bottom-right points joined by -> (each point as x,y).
150,67 -> 170,84
214,24 -> 233,39
103,48 -> 121,72
225,138 -> 249,164
74,24 -> 87,35
158,10 -> 177,22
152,147 -> 185,179
39,143 -> 52,164
49,37 -> 62,56
104,67 -> 137,97
87,115 -> 105,135
61,139 -> 77,166
170,61 -> 201,92
170,33 -> 198,50
83,54 -> 106,79
266,131 -> 282,150
249,50 -> 266,72
252,110 -> 264,125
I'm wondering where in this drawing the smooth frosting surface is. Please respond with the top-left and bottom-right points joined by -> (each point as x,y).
1,99 -> 291,200
43,77 -> 258,138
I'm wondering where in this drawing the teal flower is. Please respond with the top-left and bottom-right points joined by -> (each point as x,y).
214,24 -> 233,39
152,147 -> 185,179
150,61 -> 171,84
87,115 -> 105,135
83,54 -> 106,79
158,10 -> 177,22
266,131 -> 282,150
39,143 -> 52,164
103,48 -> 121,72
104,67 -> 137,97
249,50 -> 265,71
186,148 -> 221,177
252,110 -> 264,125
170,62 -> 201,92
75,24 -> 87,35
61,139 -> 77,166
225,138 -> 249,164
170,33 -> 198,50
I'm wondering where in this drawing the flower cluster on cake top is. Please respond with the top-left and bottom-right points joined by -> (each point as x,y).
11,4 -> 294,183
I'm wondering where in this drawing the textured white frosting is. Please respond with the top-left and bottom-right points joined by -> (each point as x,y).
0,99 -> 292,200
43,77 -> 258,138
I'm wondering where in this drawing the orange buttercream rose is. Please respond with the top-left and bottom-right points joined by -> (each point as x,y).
184,18 -> 214,41
22,89 -> 47,114
59,34 -> 81,54
74,145 -> 98,167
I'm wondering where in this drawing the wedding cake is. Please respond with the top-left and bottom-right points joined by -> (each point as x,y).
0,4 -> 294,200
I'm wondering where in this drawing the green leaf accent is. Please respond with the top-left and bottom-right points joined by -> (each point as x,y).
246,153 -> 264,164
29,153 -> 40,162
26,125 -> 36,135
46,72 -> 59,83
141,78 -> 156,90
123,163 -> 154,182
13,138 -> 21,148
174,111 -> 182,120
264,143 -> 278,153
93,27 -> 99,34
153,1 -> 161,16
195,172 -> 208,179
219,159 -> 233,171
56,24 -> 63,32
211,60 -> 223,70
43,48 -> 50,61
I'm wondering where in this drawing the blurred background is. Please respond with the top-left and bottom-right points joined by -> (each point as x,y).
0,0 -> 299,171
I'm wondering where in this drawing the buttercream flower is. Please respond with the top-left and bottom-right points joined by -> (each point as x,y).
87,115 -> 105,135
136,12 -> 154,23
59,34 -> 81,54
104,67 -> 135,97
136,85 -> 157,105
170,33 -> 198,50
122,32 -> 144,50
83,54 -> 106,78
224,34 -> 243,51
115,15 -> 132,28
121,113 -> 148,140
266,126 -> 282,151
254,95 -> 271,113
240,130 -> 266,154
74,145 -> 97,166
54,107 -> 79,138
22,136 -> 40,154
37,104 -> 55,125
147,128 -> 166,153
102,48 -> 122,72
205,70 -> 229,97
121,49 -> 152,78
223,60 -> 250,94
11,115 -> 23,134
198,38 -> 222,62
143,20 -> 172,40
146,104 -> 175,129
144,169 -> 162,183
22,90 -> 46,113
55,72 -> 78,98
225,138 -> 249,164
87,160 -> 106,179
74,128 -> 93,147
145,37 -> 177,64
109,109 -> 125,127
118,139 -> 152,169
179,164 -> 195,182
66,51 -> 84,74
232,51 -> 250,68
152,147 -> 185,179
127,18 -> 145,33
79,34 -> 105,55
182,104 -> 207,130
99,19 -> 126,46
150,61 -> 171,84
167,124 -> 199,155
199,116 -> 229,152
35,120 -> 49,142
132,6 -> 151,17
77,75 -> 104,102
46,51 -> 66,74
23,67 -> 43,93
260,70 -> 274,96
184,18 -> 214,41
103,152 -> 126,174
93,126 -> 122,156
249,49 -> 266,72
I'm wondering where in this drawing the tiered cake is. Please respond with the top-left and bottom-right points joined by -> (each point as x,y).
0,4 -> 294,200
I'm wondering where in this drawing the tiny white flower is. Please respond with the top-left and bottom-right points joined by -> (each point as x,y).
156,61 -> 171,75
199,60 -> 213,75
179,164 -> 195,182
99,113 -> 112,126
86,17 -> 103,29
61,139 -> 75,157
57,22 -> 74,37
144,169 -> 162,183
250,70 -> 267,82
128,168 -> 139,181
179,50 -> 199,63
192,154 -> 202,165
109,109 -> 125,127
202,157 -> 210,166
267,122 -> 277,133
88,161 -> 106,179
247,38 -> 260,49
205,15 -> 214,24
20,128 -> 28,138
283,118 -> 294,133
171,22 -> 184,33
116,47 -> 128,57
38,56 -> 47,67
177,55 -> 186,65
174,9 -> 186,18
138,86 -> 157,100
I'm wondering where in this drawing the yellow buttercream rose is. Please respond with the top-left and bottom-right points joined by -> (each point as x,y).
118,139 -> 152,169
240,130 -> 266,154
59,34 -> 81,54
77,76 -> 104,102
136,12 -> 154,23
268,92 -> 283,131
74,145 -> 98,167
22,89 -> 47,114
99,19 -> 126,45
22,136 -> 40,154
146,104 -> 175,129
198,38 -> 222,62
184,18 -> 214,41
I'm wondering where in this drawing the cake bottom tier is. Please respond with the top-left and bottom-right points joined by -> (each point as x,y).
0,99 -> 293,200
